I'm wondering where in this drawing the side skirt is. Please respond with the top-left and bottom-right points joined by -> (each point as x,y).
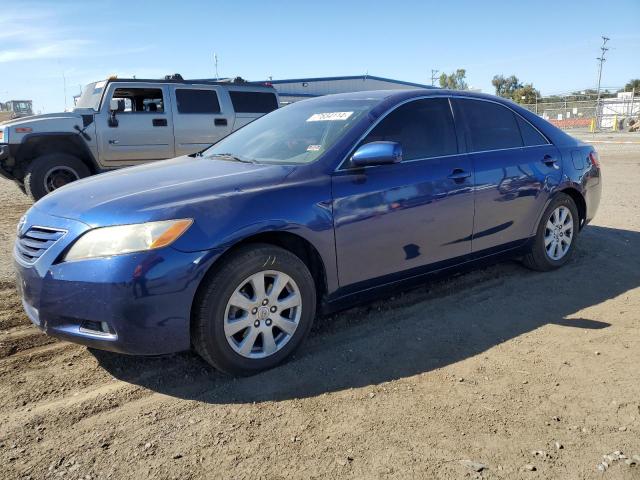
320,238 -> 533,315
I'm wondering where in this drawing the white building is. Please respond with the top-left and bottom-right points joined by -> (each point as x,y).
266,75 -> 434,104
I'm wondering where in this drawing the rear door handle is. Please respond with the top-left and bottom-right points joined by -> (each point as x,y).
152,118 -> 167,127
448,168 -> 472,181
214,118 -> 228,126
542,154 -> 559,168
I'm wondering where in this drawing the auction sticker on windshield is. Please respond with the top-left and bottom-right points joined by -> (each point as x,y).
306,112 -> 353,122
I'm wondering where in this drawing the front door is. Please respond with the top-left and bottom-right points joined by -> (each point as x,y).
96,83 -> 175,166
331,97 -> 475,288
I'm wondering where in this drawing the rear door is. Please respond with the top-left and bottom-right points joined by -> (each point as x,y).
227,89 -> 279,130
453,98 -> 562,252
96,83 -> 175,165
171,86 -> 232,156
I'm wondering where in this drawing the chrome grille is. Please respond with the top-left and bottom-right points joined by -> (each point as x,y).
15,226 -> 66,264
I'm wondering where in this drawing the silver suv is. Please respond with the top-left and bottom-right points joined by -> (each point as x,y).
0,75 -> 279,200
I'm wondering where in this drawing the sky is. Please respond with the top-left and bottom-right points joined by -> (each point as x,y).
1,0 -> 639,113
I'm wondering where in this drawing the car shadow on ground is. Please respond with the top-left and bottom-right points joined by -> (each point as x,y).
92,225 -> 638,404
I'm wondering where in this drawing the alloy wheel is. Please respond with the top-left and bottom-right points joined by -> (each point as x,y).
544,206 -> 574,261
43,166 -> 80,192
223,270 -> 302,359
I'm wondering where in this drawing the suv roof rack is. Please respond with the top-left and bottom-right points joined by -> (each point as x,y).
106,75 -> 274,89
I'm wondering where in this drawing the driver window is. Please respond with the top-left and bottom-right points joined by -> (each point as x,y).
361,98 -> 458,161
110,87 -> 164,113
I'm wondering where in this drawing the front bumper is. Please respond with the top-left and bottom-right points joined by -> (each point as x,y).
14,207 -> 220,355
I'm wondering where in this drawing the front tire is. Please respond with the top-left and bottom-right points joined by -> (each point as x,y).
523,193 -> 579,271
192,244 -> 317,376
24,153 -> 90,200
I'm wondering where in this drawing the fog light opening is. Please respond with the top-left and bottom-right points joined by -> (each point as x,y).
80,320 -> 116,336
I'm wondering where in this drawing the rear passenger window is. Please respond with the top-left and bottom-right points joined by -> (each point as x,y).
516,115 -> 549,146
458,99 -> 523,151
229,91 -> 278,114
176,89 -> 221,114
361,98 -> 458,161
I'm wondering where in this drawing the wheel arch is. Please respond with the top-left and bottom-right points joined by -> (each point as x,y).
16,133 -> 99,180
190,230 -> 329,332
558,186 -> 587,229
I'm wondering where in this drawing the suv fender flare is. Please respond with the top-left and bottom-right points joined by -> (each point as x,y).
16,132 -> 100,175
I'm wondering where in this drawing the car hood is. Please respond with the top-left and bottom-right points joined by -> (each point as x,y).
2,111 -> 86,127
33,155 -> 295,227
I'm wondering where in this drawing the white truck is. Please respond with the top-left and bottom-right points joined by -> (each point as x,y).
0,75 -> 279,199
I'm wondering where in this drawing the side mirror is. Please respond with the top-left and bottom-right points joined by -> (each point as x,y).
108,99 -> 122,128
351,141 -> 402,167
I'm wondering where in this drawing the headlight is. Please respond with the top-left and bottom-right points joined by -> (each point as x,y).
64,219 -> 193,261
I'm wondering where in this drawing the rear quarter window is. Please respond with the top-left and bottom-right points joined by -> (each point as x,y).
516,115 -> 549,146
229,91 -> 278,114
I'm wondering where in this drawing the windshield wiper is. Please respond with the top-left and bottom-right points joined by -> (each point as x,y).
208,153 -> 257,164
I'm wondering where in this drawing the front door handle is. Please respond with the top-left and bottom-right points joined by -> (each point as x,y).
108,139 -> 120,145
542,154 -> 559,168
448,168 -> 472,182
214,118 -> 228,126
152,118 -> 167,127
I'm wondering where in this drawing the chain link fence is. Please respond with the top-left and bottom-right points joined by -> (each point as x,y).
520,94 -> 639,131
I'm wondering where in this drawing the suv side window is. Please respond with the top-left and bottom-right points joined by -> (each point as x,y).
111,87 -> 164,113
361,98 -> 458,161
516,115 -> 549,146
229,91 -> 278,114
458,99 -> 522,151
175,89 -> 221,114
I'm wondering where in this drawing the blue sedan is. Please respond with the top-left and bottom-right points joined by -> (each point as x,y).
14,89 -> 602,375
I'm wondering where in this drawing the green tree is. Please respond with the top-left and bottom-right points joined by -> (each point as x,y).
511,84 -> 540,104
492,74 -> 522,97
439,69 -> 468,90
623,79 -> 640,92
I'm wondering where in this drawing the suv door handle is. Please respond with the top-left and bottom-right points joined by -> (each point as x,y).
542,154 -> 558,168
152,118 -> 167,127
214,118 -> 228,126
448,168 -> 472,181
108,139 -> 120,145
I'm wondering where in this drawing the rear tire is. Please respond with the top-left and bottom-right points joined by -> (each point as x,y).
192,244 -> 316,376
24,153 -> 90,200
523,193 -> 579,271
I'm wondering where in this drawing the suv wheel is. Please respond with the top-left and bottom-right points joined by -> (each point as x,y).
24,153 -> 90,200
523,193 -> 579,271
192,244 -> 317,376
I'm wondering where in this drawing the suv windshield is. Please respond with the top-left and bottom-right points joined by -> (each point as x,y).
203,98 -> 379,164
74,81 -> 106,110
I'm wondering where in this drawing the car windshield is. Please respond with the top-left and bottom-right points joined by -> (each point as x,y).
202,97 -> 380,164
74,81 -> 106,110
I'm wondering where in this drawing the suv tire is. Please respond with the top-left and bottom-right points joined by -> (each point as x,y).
24,153 -> 90,200
523,193 -> 580,271
192,244 -> 317,376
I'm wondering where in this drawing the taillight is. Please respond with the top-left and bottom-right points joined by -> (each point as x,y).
589,151 -> 600,168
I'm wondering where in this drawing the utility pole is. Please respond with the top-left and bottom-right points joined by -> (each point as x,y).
595,36 -> 610,128
431,69 -> 439,87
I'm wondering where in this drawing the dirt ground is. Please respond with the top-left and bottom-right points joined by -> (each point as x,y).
0,135 -> 639,480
